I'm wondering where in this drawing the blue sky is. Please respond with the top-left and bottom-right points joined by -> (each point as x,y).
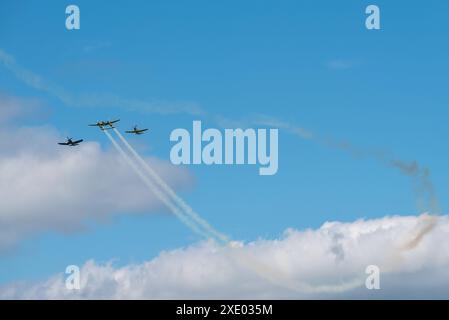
1,0 -> 449,289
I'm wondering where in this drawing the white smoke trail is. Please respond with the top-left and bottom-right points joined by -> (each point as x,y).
112,128 -> 229,244
226,244 -> 365,294
103,130 -> 211,239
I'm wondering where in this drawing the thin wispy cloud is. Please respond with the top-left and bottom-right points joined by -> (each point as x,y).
83,41 -> 112,53
0,48 -> 204,116
326,59 -> 357,70
0,93 -> 43,123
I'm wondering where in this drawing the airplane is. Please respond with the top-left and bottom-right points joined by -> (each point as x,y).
88,119 -> 120,130
125,125 -> 149,135
58,137 -> 83,146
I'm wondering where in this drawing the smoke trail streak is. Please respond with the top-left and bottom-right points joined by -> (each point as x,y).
254,116 -> 441,251
103,130 -> 211,239
112,128 -> 229,244
0,49 -> 203,116
400,214 -> 438,251
226,244 -> 365,294
255,116 -> 440,213
388,160 -> 440,214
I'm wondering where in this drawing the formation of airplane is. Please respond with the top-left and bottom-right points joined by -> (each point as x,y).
88,119 -> 120,130
60,119 -> 148,146
58,137 -> 83,146
126,125 -> 148,135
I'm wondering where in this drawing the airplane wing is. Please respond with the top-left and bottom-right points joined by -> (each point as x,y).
125,131 -> 134,133
110,119 -> 120,124
73,139 -> 83,144
137,129 -> 148,133
88,124 -> 99,127
58,142 -> 69,145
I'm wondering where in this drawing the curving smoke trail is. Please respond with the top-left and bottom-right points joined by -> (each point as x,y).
400,214 -> 438,251
103,130 -> 211,239
112,128 -> 229,244
254,115 -> 441,251
388,160 -> 440,215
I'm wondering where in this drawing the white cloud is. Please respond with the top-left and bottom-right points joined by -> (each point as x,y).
0,125 -> 193,250
0,93 -> 42,123
83,42 -> 112,53
2,214 -> 448,299
326,59 -> 357,70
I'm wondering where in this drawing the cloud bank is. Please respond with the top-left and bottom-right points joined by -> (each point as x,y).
2,214 -> 448,299
0,126 -> 192,250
